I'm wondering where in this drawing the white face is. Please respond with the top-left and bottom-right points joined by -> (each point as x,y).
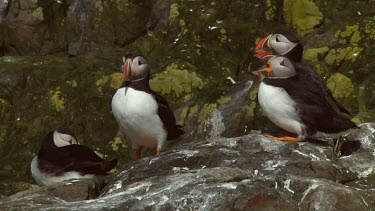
267,56 -> 296,79
122,55 -> 150,82
269,34 -> 298,55
53,130 -> 78,147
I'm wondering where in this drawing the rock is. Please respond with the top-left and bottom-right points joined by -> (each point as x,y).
146,0 -> 171,31
0,180 -> 99,209
176,77 -> 264,146
1,123 -> 374,210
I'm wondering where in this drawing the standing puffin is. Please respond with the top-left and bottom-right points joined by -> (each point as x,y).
111,54 -> 184,160
252,56 -> 358,141
31,127 -> 118,186
254,31 -> 351,115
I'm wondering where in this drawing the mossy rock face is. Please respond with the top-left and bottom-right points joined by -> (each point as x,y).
1,0 -> 375,197
0,54 -> 132,196
283,0 -> 323,37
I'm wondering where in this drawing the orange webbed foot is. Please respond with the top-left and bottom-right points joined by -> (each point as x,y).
156,148 -> 161,155
135,150 -> 142,160
264,134 -> 301,142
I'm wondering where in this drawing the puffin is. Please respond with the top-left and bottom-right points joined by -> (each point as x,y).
31,127 -> 118,186
253,32 -> 352,138
111,54 -> 184,160
254,31 -> 303,62
252,56 -> 358,141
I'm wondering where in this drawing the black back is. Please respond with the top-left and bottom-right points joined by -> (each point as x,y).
37,129 -> 117,176
264,62 -> 358,135
272,31 -> 350,115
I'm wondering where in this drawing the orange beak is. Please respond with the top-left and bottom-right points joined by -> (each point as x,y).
123,59 -> 132,81
254,35 -> 271,53
252,63 -> 272,78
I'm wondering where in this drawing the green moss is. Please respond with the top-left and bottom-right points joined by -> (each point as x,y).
283,0 -> 323,37
353,110 -> 375,123
351,117 -> 362,124
327,73 -> 355,99
110,73 -> 123,89
189,105 -> 199,117
149,63 -> 204,100
217,96 -> 231,104
198,103 -> 217,123
32,7 -> 44,22
249,87 -> 259,101
94,0 -> 104,13
95,75 -> 110,93
169,3 -> 180,24
179,19 -> 186,27
243,102 -> 257,117
324,47 -> 363,66
336,24 -> 362,44
265,0 -> 277,21
50,87 -> 65,112
65,80 -> 78,88
303,47 -> 329,61
178,107 -> 189,125
109,137 -> 127,152
364,19 -> 375,39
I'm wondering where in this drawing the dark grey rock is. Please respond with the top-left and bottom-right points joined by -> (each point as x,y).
1,123 -> 374,210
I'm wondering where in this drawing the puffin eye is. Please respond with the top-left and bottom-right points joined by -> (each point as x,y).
280,60 -> 286,67
138,59 -> 142,66
275,36 -> 280,42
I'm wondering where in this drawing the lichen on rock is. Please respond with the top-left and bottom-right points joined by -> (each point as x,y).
49,87 -> 65,112
327,73 -> 355,99
32,7 -> 44,23
324,47 -> 363,66
303,47 -> 329,61
149,63 -> 204,101
283,0 -> 323,37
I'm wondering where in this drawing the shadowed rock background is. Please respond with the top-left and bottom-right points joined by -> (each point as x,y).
0,0 -> 374,210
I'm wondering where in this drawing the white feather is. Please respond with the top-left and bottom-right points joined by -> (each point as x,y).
111,87 -> 167,150
258,82 -> 307,136
31,156 -> 102,186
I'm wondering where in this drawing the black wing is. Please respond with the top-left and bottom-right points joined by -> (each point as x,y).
300,64 -> 350,115
264,71 -> 357,134
38,145 -> 117,176
150,90 -> 184,140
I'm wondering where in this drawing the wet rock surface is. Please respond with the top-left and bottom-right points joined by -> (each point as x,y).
0,123 -> 374,210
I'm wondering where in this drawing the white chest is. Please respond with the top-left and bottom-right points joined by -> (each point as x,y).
31,156 -> 100,186
111,87 -> 167,148
258,82 -> 305,135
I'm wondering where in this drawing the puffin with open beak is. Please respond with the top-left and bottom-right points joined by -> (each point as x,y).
254,31 -> 303,62
254,31 -> 351,115
252,56 -> 358,141
111,54 -> 184,160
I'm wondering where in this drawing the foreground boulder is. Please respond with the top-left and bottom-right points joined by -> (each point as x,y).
0,123 -> 374,210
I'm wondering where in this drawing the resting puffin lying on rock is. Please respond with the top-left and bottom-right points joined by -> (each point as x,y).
31,127 -> 118,186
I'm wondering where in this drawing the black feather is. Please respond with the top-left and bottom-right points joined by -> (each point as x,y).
124,71 -> 184,140
264,62 -> 357,135
37,129 -> 118,176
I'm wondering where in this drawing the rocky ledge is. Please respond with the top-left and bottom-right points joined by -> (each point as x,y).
0,123 -> 374,210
